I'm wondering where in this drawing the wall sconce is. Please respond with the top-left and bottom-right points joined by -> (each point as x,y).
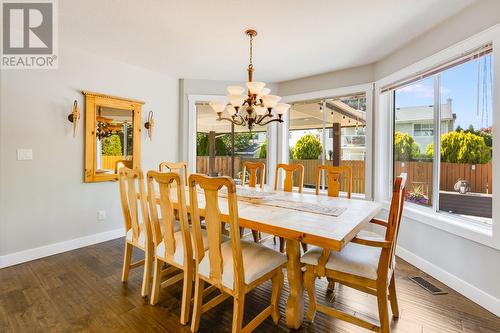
67,100 -> 80,138
144,110 -> 154,140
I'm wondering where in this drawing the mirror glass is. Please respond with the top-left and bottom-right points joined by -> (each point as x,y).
95,106 -> 134,175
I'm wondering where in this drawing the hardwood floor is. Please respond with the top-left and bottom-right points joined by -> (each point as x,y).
1,237 -> 499,333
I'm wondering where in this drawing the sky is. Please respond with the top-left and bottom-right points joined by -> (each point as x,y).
395,54 -> 493,131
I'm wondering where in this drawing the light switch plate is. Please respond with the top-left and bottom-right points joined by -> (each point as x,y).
17,149 -> 33,160
97,210 -> 106,221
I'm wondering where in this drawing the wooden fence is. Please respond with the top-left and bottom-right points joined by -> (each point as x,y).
195,156 -> 366,194
195,156 -> 492,196
196,156 -> 242,177
395,161 -> 492,195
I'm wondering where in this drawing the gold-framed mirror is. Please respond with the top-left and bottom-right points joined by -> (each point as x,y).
83,91 -> 144,182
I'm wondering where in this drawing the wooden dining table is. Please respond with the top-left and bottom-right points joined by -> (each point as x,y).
160,186 -> 382,329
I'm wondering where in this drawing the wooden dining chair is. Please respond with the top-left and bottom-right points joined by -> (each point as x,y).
274,163 -> 304,252
315,165 -> 352,198
189,174 -> 286,333
118,167 -> 153,297
146,171 -> 193,324
315,165 -> 353,291
159,161 -> 188,184
241,161 -> 265,189
301,173 -> 407,333
241,161 -> 266,243
115,159 -> 133,173
274,163 -> 304,193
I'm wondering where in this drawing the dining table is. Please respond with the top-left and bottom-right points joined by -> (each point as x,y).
159,185 -> 382,329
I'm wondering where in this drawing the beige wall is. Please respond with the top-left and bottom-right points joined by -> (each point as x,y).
277,64 -> 374,97
0,45 -> 178,258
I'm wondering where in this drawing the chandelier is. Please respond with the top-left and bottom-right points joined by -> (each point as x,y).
209,29 -> 290,131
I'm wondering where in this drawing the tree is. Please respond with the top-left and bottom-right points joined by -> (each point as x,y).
394,132 -> 420,161
196,132 -> 229,156
457,125 -> 493,147
426,131 -> 491,164
293,134 -> 323,159
259,140 -> 267,158
232,132 -> 257,152
102,134 -> 122,156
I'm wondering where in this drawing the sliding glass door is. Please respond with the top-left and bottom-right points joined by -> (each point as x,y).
194,100 -> 268,182
288,94 -> 367,196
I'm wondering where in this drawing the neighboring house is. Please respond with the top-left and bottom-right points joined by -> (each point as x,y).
395,98 -> 455,151
234,132 -> 266,158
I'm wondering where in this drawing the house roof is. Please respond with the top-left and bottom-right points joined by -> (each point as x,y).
395,101 -> 454,123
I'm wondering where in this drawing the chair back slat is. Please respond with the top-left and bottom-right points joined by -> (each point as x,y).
118,167 -> 150,245
115,159 -> 133,173
188,174 -> 244,290
147,171 -> 191,262
274,163 -> 304,193
315,165 -> 352,198
241,161 -> 265,188
381,173 -> 407,272
159,161 -> 188,184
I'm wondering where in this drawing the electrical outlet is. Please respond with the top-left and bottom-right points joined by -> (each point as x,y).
17,149 -> 33,160
97,210 -> 106,221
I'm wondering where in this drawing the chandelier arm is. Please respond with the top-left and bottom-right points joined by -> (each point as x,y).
258,118 -> 284,126
217,116 -> 246,126
255,113 -> 273,125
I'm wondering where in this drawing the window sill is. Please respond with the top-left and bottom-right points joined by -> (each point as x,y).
381,200 -> 498,250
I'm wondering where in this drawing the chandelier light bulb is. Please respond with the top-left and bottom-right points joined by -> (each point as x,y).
275,103 -> 290,115
209,101 -> 227,114
259,88 -> 271,96
246,81 -> 266,95
261,95 -> 281,108
255,106 -> 267,116
228,94 -> 245,107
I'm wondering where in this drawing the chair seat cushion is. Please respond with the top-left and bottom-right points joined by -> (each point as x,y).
126,220 -> 179,248
198,240 -> 287,289
301,231 -> 390,280
156,228 -> 229,266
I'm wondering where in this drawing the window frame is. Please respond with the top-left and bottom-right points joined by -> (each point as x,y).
187,94 -> 274,182
375,26 -> 500,250
280,83 -> 374,199
413,123 -> 434,137
391,52 -> 493,223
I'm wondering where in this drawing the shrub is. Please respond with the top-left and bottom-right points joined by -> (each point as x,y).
259,140 -> 267,158
394,132 -> 420,161
426,131 -> 491,164
102,134 -> 122,156
293,134 -> 323,159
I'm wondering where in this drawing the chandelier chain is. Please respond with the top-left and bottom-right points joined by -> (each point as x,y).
249,33 -> 253,68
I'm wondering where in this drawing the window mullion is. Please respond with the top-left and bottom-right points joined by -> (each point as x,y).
432,75 -> 441,212
321,100 -> 327,190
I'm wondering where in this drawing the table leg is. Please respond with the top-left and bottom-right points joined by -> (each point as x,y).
285,239 -> 304,329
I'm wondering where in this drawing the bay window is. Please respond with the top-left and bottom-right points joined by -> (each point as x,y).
391,45 -> 493,225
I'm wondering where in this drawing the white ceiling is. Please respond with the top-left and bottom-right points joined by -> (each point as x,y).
61,0 -> 476,82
